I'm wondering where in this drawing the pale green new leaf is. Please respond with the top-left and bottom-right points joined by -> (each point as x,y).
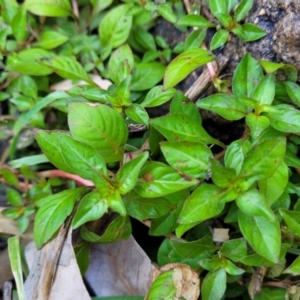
202,269 -> 227,300
279,208 -> 300,237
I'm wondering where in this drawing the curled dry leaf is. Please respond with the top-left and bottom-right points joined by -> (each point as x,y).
147,263 -> 200,300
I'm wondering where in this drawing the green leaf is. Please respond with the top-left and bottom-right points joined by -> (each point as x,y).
141,85 -> 176,108
197,94 -> 248,120
68,103 -> 128,163
223,259 -> 245,275
210,29 -> 229,50
150,113 -> 223,147
34,187 -> 87,249
36,30 -> 68,49
284,81 -> 300,107
131,62 -> 165,91
170,94 -> 202,124
178,184 -> 224,225
236,189 -> 275,221
164,49 -> 214,90
258,161 -> 288,205
7,190 -> 23,207
11,6 -> 27,43
234,0 -> 253,22
224,139 -> 251,174
123,191 -> 174,220
226,0 -> 238,13
240,137 -> 286,181
135,161 -> 198,198
81,215 -> 131,243
279,208 -> 300,237
1,168 -> 19,188
220,238 -> 247,262
125,104 -> 149,126
0,0 -> 19,24
177,15 -> 215,28
72,191 -> 108,229
8,236 -> 25,300
114,152 -> 149,194
265,106 -> 300,134
90,0 -> 113,15
232,23 -> 266,42
157,4 -> 177,23
6,49 -> 54,76
238,211 -> 281,263
246,114 -> 270,139
133,27 -> 157,51
24,0 -> 73,17
283,255 -> 300,276
252,74 -> 275,105
99,4 -> 132,48
240,253 -> 274,267
36,131 -> 107,180
184,29 -> 207,50
210,158 -> 236,188
108,44 -> 134,85
208,0 -> 227,16
202,269 -> 226,300
232,53 -> 264,98
39,56 -> 95,86
160,141 -> 212,179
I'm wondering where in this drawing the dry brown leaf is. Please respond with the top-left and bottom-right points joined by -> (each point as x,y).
85,235 -> 157,296
25,224 -> 90,300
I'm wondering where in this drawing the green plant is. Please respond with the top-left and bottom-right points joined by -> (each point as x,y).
1,0 -> 300,299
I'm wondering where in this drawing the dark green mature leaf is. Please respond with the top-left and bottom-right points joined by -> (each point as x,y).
283,255 -> 300,276
6,49 -> 54,76
24,0 -> 73,17
131,62 -> 165,91
160,141 -> 212,179
163,49 -> 214,90
133,27 -> 157,51
135,161 -> 198,198
39,56 -> 95,86
240,137 -> 286,180
0,0 -> 18,24
279,208 -> 300,237
265,106 -> 300,133
210,159 -> 236,188
11,6 -> 27,43
177,15 -> 215,28
123,191 -> 174,220
151,113 -> 223,147
234,0 -> 253,22
141,86 -> 176,108
108,44 -> 134,85
99,4 -> 132,48
68,103 -> 128,163
210,29 -> 229,50
197,94 -> 248,120
220,238 -> 247,262
236,189 -> 275,221
36,30 -> 68,49
34,187 -> 87,248
81,215 -> 131,243
238,211 -> 281,263
36,131 -> 107,180
72,191 -> 108,229
258,162 -> 288,205
177,184 -> 224,225
232,53 -> 264,98
114,152 -> 149,194
202,269 -> 226,300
